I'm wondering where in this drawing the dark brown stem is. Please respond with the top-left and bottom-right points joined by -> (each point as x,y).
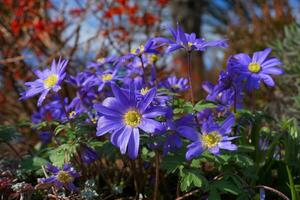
153,151 -> 160,200
130,160 -> 140,199
187,51 -> 194,104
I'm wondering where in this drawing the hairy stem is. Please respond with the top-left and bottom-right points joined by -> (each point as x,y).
139,55 -> 148,86
187,51 -> 194,104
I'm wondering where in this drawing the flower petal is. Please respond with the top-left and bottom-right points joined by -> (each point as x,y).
127,128 -> 140,159
186,141 -> 203,160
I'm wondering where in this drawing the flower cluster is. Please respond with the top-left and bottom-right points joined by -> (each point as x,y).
20,23 -> 283,192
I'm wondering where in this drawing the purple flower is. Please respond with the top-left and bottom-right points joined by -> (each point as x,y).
66,72 -> 97,114
95,68 -> 120,92
186,114 -> 237,160
163,111 -> 198,155
94,83 -> 165,159
87,56 -> 116,69
161,76 -> 189,93
20,58 -> 68,106
39,163 -> 79,191
80,146 -> 98,164
153,23 -> 227,53
126,39 -> 159,59
232,48 -> 283,91
38,131 -> 52,145
31,97 -> 66,123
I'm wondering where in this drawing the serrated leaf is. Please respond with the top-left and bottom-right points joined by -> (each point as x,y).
180,169 -> 207,192
194,101 -> 216,112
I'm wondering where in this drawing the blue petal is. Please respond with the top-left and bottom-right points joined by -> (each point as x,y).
186,141 -> 203,160
96,116 -> 122,136
176,126 -> 198,141
111,83 -> 130,106
37,89 -> 50,106
261,67 -> 283,75
218,141 -> 237,151
234,53 -> 251,66
260,74 -> 275,87
117,126 -> 132,155
139,118 -> 164,133
252,48 -> 272,64
127,128 -> 140,159
138,87 -> 156,112
94,103 -> 122,117
166,44 -> 183,53
220,114 -> 235,134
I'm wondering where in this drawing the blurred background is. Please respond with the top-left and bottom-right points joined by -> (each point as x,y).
1,0 -> 300,124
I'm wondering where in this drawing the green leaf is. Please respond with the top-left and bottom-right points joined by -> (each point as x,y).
161,152 -> 186,174
180,168 -> 207,192
194,101 -> 216,112
208,188 -> 221,200
20,156 -> 48,175
286,165 -> 300,200
214,179 -> 240,195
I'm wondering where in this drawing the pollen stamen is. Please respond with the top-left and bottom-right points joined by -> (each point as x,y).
201,131 -> 222,149
248,62 -> 261,73
56,171 -> 73,184
102,74 -> 113,81
44,74 -> 58,88
124,110 -> 141,127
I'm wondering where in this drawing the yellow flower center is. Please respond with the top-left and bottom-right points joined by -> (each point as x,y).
248,62 -> 261,73
188,42 -> 193,47
69,111 -> 76,119
56,171 -> 74,184
124,110 -> 141,127
150,54 -> 158,62
131,45 -> 145,55
91,117 -> 97,124
140,87 -> 149,96
171,84 -> 180,90
44,74 -> 58,88
102,74 -> 113,81
97,57 -> 105,63
201,131 -> 222,149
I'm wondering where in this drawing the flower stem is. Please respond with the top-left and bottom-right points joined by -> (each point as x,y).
153,151 -> 160,200
187,51 -> 194,104
139,55 -> 148,86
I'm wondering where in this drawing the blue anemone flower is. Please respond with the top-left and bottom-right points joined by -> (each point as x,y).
232,48 -> 283,91
161,76 -> 189,93
20,58 -> 68,106
94,83 -> 165,159
80,146 -> 98,164
163,111 -> 198,155
87,56 -> 117,69
39,163 -> 79,191
186,114 -> 237,160
153,23 -> 228,53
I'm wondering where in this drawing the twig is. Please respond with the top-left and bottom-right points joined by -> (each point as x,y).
0,56 -> 25,64
175,189 -> 201,200
256,185 -> 290,200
